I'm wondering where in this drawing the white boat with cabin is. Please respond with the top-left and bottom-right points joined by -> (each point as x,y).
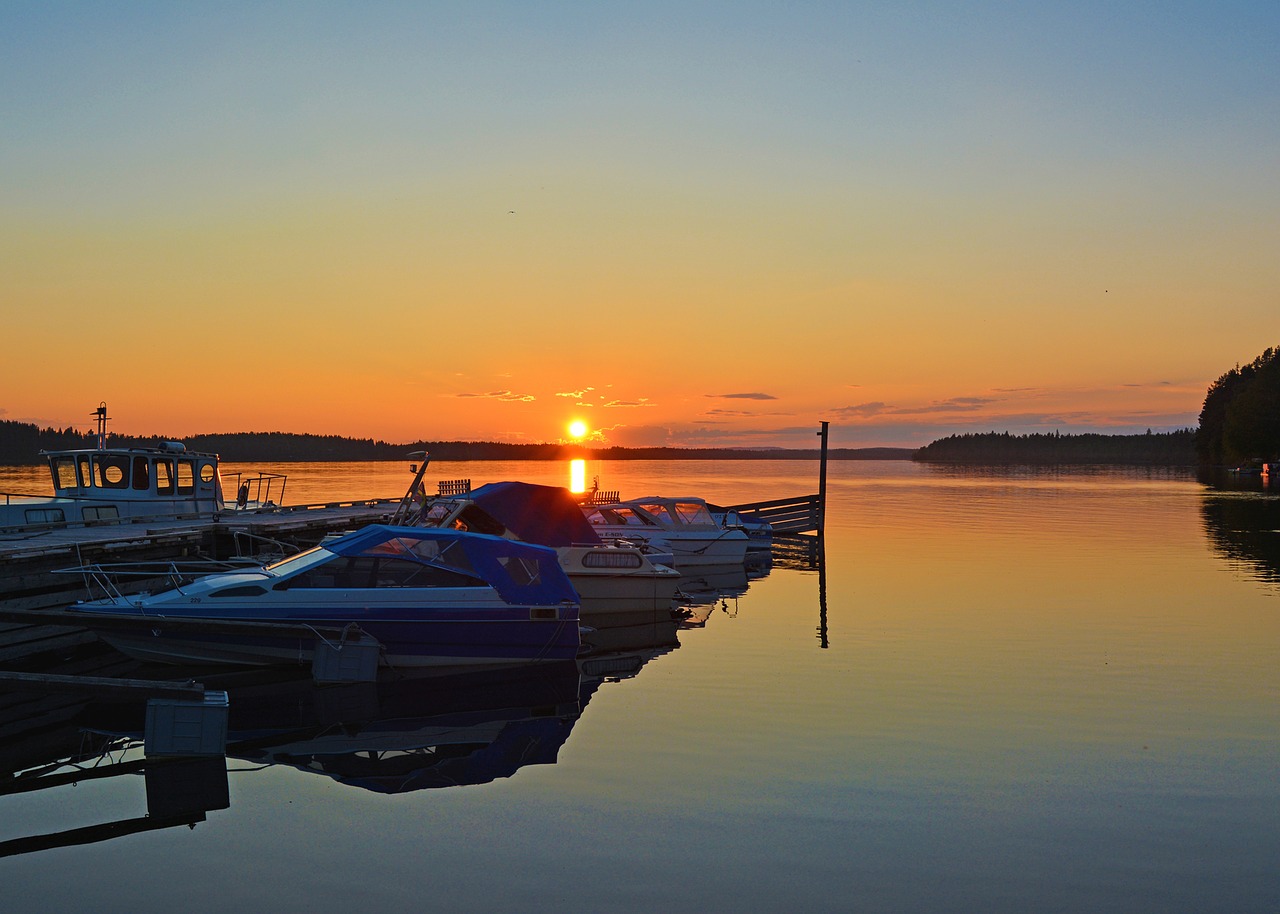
581,496 -> 750,568
0,404 -> 233,532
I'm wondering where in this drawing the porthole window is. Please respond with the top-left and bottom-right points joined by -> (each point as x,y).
200,463 -> 216,484
94,454 -> 130,488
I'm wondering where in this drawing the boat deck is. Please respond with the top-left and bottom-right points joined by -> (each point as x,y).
0,498 -> 399,564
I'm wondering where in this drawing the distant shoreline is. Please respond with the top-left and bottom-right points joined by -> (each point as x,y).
0,420 -> 916,465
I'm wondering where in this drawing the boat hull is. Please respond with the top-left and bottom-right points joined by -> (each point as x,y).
91,611 -> 581,669
600,530 -> 749,568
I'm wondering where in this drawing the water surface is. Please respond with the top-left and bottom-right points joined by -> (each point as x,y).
1,460 -> 1276,912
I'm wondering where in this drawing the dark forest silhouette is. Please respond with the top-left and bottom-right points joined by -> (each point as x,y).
1196,345 -> 1280,466
912,429 -> 1196,465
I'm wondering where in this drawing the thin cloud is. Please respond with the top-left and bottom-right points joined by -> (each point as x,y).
455,390 -> 535,402
835,397 -> 998,419
890,396 -> 998,415
833,401 -> 888,418
707,392 -> 778,401
556,387 -> 595,398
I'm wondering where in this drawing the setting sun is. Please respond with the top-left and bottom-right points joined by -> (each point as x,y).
568,420 -> 588,439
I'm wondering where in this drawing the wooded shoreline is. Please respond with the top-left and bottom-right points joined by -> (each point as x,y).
0,421 -> 913,465
0,420 -> 1203,467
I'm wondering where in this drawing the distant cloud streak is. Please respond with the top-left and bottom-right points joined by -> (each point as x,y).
455,390 -> 535,402
707,392 -> 777,400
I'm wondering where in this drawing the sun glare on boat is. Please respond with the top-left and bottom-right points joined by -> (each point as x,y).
570,458 -> 586,493
568,420 -> 588,440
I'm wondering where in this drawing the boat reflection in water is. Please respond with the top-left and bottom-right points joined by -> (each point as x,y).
225,662 -> 584,794
673,552 -> 773,627
0,608 -> 690,856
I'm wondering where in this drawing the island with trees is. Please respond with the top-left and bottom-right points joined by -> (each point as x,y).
912,429 -> 1196,465
1195,345 -> 1280,468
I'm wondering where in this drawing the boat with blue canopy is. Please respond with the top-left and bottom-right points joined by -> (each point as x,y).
71,525 -> 581,669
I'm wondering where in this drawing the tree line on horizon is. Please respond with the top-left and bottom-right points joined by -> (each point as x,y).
912,429 -> 1197,465
0,422 -> 910,465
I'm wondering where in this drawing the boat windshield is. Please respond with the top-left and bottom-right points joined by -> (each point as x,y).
633,500 -> 715,526
671,501 -> 714,525
584,506 -> 654,527
263,546 -> 332,576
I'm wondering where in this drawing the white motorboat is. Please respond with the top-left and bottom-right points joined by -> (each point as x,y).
581,496 -> 750,568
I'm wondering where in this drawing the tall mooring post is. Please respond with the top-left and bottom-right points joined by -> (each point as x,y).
817,420 -> 829,535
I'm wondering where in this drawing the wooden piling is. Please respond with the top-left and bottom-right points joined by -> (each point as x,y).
817,420 -> 829,535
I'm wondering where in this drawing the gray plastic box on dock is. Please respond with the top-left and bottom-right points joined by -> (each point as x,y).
312,631 -> 381,683
144,690 -> 229,757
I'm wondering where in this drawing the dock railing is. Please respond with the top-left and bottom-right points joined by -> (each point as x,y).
723,494 -> 821,535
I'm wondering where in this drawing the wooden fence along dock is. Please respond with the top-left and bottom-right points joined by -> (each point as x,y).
722,494 -> 822,535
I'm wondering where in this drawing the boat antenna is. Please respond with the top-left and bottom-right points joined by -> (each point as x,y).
93,401 -> 109,450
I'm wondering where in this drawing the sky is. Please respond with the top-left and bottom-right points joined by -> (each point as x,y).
2,2 -> 1277,449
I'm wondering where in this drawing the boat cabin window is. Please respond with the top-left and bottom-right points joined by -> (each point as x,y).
92,454 -> 131,489
423,502 -> 455,525
582,550 -> 643,569
176,459 -> 195,495
132,456 -> 151,491
199,462 -> 216,484
285,555 -> 486,589
154,458 -> 175,495
451,505 -> 507,537
24,507 -> 65,525
51,456 -> 78,491
497,555 -> 542,586
77,455 -> 93,488
82,505 -> 119,521
210,585 -> 268,598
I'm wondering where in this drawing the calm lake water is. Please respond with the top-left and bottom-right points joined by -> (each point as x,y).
2,459 -> 1278,913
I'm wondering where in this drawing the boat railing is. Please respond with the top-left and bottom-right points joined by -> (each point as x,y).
225,471 -> 288,510
2,490 -> 53,504
56,557 -> 261,604
229,529 -> 299,561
